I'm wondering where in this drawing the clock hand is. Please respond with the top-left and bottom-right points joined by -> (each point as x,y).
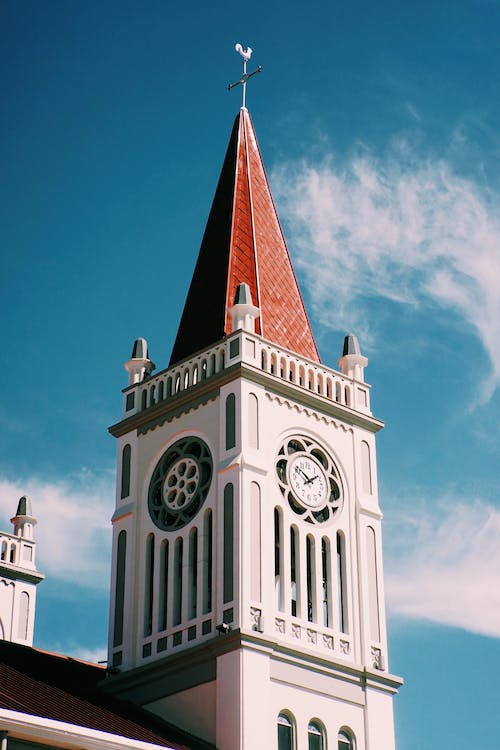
296,467 -> 311,482
304,475 -> 319,484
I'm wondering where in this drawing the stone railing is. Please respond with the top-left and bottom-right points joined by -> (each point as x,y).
0,532 -> 35,569
123,331 -> 371,417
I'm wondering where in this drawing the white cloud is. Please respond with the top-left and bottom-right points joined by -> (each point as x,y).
272,150 -> 500,400
384,498 -> 500,638
0,470 -> 113,590
60,645 -> 108,664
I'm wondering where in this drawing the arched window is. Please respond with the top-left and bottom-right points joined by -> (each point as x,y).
306,535 -> 315,622
261,349 -> 268,371
120,444 -> 131,499
144,534 -> 155,637
113,530 -> 127,647
337,531 -> 347,633
223,484 -> 234,603
322,538 -> 331,627
326,377 -> 332,399
158,539 -> 168,631
338,728 -> 354,750
290,526 -> 298,617
248,393 -> 259,449
188,528 -> 198,620
202,510 -> 213,614
250,482 -> 261,602
367,526 -> 381,642
18,591 -> 29,640
277,712 -> 295,750
344,385 -> 351,407
361,440 -> 372,494
225,393 -> 236,449
308,721 -> 325,750
274,508 -> 283,610
209,353 -> 216,376
173,538 -> 183,626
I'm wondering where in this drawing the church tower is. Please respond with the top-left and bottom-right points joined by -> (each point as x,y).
0,496 -> 44,646
106,68 -> 402,750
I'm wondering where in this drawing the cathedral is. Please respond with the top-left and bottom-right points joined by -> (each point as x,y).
0,53 -> 402,750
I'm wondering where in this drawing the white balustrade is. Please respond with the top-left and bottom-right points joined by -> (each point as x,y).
123,332 -> 371,417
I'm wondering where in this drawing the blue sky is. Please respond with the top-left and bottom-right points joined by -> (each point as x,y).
1,1 -> 500,747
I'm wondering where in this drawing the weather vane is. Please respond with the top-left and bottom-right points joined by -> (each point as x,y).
228,43 -> 262,109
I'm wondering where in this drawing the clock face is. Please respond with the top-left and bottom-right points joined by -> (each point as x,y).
148,437 -> 212,531
276,436 -> 343,524
288,454 -> 329,508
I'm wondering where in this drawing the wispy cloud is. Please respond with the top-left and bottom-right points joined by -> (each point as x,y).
384,497 -> 500,638
57,645 -> 107,664
0,470 -> 113,590
272,149 -> 500,401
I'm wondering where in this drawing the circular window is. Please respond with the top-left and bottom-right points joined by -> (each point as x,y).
148,436 -> 212,530
276,435 -> 343,524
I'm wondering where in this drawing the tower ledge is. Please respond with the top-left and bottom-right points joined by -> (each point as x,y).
110,330 -> 380,439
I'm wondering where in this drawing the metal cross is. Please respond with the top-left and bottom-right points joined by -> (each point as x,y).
228,43 -> 262,109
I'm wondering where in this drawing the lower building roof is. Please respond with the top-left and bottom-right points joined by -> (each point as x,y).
0,642 -> 215,750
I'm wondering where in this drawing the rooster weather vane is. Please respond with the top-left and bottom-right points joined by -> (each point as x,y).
228,43 -> 262,108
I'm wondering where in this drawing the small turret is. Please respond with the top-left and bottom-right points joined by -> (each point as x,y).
124,337 -> 156,386
338,333 -> 368,382
10,495 -> 37,540
1,496 -> 44,645
229,282 -> 260,333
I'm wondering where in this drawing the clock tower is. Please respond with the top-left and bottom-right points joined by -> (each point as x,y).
105,103 -> 402,750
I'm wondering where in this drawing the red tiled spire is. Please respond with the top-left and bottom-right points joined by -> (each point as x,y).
169,108 -> 320,366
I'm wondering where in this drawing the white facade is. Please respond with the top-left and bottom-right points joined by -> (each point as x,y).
0,497 -> 44,646
106,328 -> 402,750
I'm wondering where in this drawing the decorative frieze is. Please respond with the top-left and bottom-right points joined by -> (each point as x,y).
275,617 -> 285,633
322,634 -> 334,650
306,628 -> 317,644
371,646 -> 383,670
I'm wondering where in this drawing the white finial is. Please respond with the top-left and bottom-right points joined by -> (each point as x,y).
228,43 -> 262,109
338,333 -> 368,382
229,282 -> 260,333
124,337 -> 155,386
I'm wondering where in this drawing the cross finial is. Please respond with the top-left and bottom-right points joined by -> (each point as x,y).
228,43 -> 262,109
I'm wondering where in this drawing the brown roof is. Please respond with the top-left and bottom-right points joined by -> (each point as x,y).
0,641 -> 214,750
169,108 -> 319,366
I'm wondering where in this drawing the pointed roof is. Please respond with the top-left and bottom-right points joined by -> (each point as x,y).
169,108 -> 320,366
15,495 -> 33,517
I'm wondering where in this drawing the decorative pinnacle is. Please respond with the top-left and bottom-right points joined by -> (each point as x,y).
228,43 -> 262,109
